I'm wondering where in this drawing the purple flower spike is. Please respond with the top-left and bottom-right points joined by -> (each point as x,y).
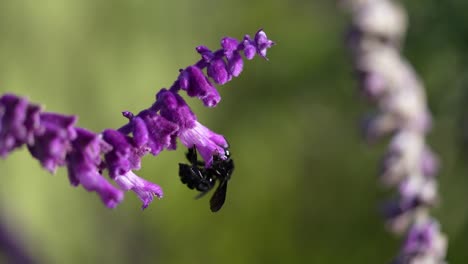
0,30 -> 274,210
114,170 -> 163,209
67,128 -> 124,208
0,94 -> 41,157
28,112 -> 77,173
179,120 -> 228,167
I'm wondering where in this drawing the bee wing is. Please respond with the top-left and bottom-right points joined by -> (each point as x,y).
194,190 -> 210,199
210,180 -> 228,212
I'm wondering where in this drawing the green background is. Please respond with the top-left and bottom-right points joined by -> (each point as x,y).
0,0 -> 468,263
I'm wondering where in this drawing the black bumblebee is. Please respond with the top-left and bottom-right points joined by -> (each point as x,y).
178,146 -> 234,212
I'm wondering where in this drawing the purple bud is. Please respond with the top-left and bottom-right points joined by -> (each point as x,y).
122,111 -> 134,119
228,51 -> 244,77
155,89 -> 197,129
254,29 -> 275,59
116,111 -> 135,135
28,113 -> 77,173
178,70 -> 190,90
179,120 -> 228,167
131,116 -> 149,148
207,58 -> 230,85
176,67 -> 221,108
196,45 -> 214,62
221,37 -> 239,55
242,35 -> 256,60
114,170 -> 163,209
201,89 -> 221,108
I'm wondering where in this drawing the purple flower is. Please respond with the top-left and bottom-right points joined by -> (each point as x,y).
254,29 -> 275,59
177,67 -> 221,108
103,120 -> 169,209
131,110 -> 179,155
195,46 -> 231,85
153,89 -> 228,167
393,219 -> 447,263
0,94 -> 41,157
207,58 -> 230,85
241,30 -> 275,60
220,37 -> 244,77
67,128 -> 123,208
227,51 -> 244,77
242,36 -> 257,60
154,89 -> 196,129
221,37 -> 239,55
114,170 -> 163,209
102,129 -> 142,178
179,121 -> 228,167
28,112 -> 77,173
195,45 -> 215,63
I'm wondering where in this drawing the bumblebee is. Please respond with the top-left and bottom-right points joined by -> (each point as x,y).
178,147 -> 234,212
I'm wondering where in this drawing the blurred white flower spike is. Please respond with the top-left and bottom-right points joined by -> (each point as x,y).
342,0 -> 447,263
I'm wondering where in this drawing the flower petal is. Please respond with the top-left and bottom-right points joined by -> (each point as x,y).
179,120 -> 228,167
114,170 -> 163,209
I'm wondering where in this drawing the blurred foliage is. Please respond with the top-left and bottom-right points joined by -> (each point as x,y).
0,0 -> 467,263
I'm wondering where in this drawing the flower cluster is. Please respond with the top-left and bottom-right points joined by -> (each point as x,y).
343,0 -> 447,263
0,29 -> 274,209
